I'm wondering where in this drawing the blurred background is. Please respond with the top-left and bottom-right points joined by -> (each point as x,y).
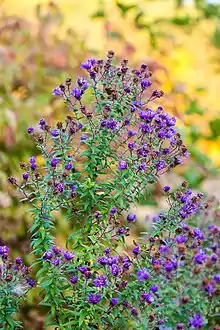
0,0 -> 219,328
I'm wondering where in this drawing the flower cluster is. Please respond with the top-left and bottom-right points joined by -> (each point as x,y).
7,52 -> 219,329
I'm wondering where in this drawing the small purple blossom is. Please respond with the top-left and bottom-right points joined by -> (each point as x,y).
110,297 -> 119,306
0,246 -> 9,255
52,86 -> 62,96
163,185 -> 171,192
118,160 -> 127,170
127,214 -> 137,222
63,251 -> 75,260
50,158 -> 59,168
142,292 -> 154,304
137,268 -> 150,281
88,294 -> 101,304
93,275 -> 108,288
150,284 -> 158,293
22,173 -> 29,180
70,276 -> 78,284
28,127 -> 34,134
189,313 -> 204,329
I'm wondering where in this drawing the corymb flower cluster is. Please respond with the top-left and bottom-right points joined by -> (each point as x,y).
5,51 -> 219,329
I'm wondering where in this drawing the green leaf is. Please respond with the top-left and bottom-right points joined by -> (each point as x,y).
210,118 -> 220,138
185,100 -> 204,115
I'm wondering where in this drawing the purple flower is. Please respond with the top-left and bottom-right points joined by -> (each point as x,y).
52,86 -> 62,96
43,251 -> 53,260
141,79 -> 152,89
57,183 -> 64,193
63,251 -> 75,260
118,160 -> 127,170
70,276 -> 78,284
26,278 -> 36,287
138,163 -> 147,171
81,58 -> 96,70
189,314 -> 204,328
164,261 -> 174,272
50,129 -> 60,137
39,118 -> 46,126
175,235 -> 187,244
77,77 -> 89,89
128,142 -> 136,150
194,250 -> 207,264
65,163 -> 73,170
29,156 -> 36,164
131,308 -> 138,316
110,264 -> 120,276
163,185 -> 171,192
80,134 -> 87,141
52,258 -> 60,266
156,160 -> 166,171
50,158 -> 59,168
127,214 -> 137,222
137,268 -> 150,281
118,228 -> 126,235
159,245 -> 170,254
15,257 -> 22,264
78,266 -> 87,273
127,130 -> 137,137
106,119 -> 118,131
0,246 -> 9,255
213,274 -> 220,283
103,248 -> 111,255
30,163 -> 37,170
22,173 -> 29,180
28,127 -> 34,134
133,246 -> 140,255
110,297 -> 119,306
93,275 -> 108,288
211,254 -> 218,263
88,294 -> 101,304
110,207 -> 117,215
204,282 -> 215,296
150,284 -> 158,293
97,256 -> 108,265
71,88 -> 82,100
142,292 -> 154,304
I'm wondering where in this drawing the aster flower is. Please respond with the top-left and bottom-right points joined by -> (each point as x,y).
43,251 -> 53,260
0,246 -> 9,255
70,276 -> 78,284
88,294 -> 101,304
27,127 -> 34,134
52,86 -> 62,96
150,284 -> 158,293
81,58 -> 96,70
63,251 -> 75,260
133,246 -> 140,255
22,173 -> 29,180
141,79 -> 152,89
50,129 -> 60,137
110,297 -> 119,306
50,158 -> 59,168
127,214 -> 137,222
137,268 -> 150,281
110,264 -> 120,276
118,160 -> 127,170
71,88 -> 82,100
194,250 -> 207,264
163,185 -> 171,192
188,313 -> 204,329
93,275 -> 108,288
142,292 -> 154,304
